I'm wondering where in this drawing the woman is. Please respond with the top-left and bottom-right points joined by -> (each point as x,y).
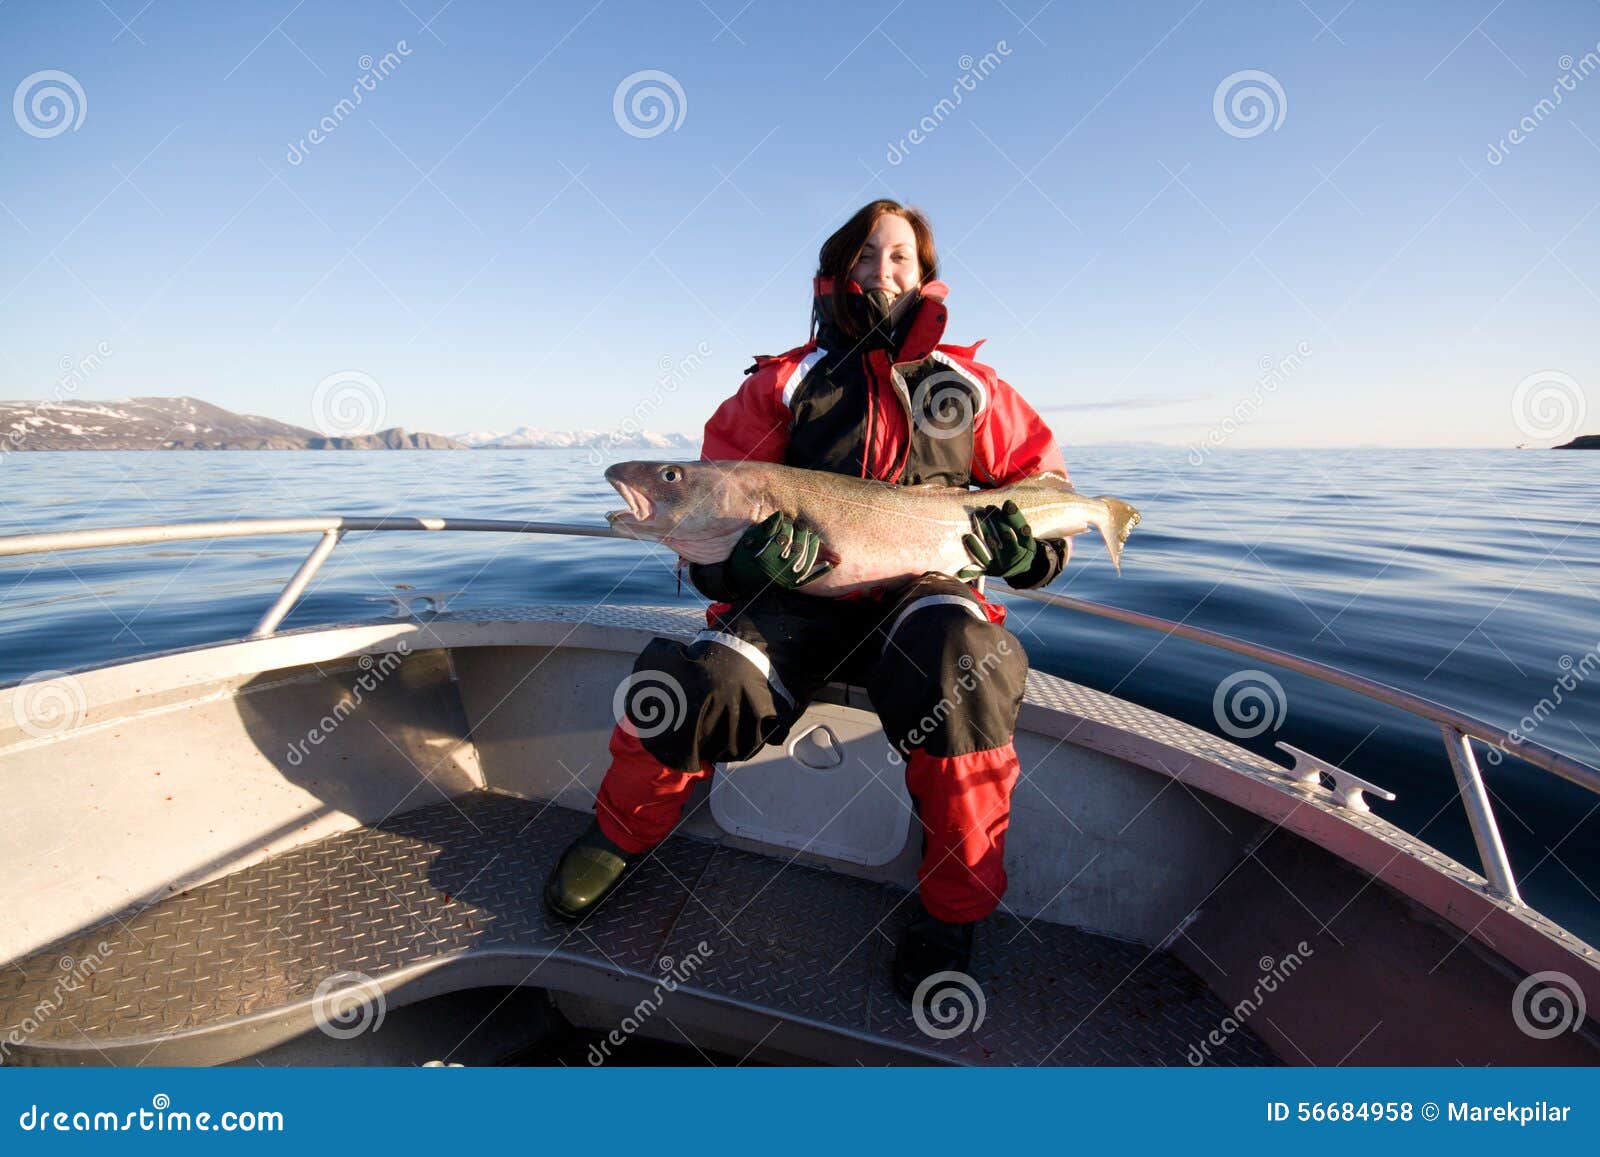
545,200 -> 1072,1004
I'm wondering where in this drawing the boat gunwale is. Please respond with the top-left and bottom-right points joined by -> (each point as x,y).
1,516 -> 1587,796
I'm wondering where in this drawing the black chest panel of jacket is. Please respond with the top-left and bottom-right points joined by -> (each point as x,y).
783,351 -> 979,489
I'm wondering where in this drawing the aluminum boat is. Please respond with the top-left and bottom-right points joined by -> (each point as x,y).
2,517 -> 1596,1066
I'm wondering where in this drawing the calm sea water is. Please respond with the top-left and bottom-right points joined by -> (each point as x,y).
3,448 -> 1598,941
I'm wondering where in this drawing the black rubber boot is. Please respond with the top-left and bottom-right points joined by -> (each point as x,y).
892,899 -> 977,1003
543,819 -> 640,922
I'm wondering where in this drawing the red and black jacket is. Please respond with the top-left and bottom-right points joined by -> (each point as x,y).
691,276 -> 1072,598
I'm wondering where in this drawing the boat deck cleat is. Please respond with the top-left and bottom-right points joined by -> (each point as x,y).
1275,741 -> 1398,814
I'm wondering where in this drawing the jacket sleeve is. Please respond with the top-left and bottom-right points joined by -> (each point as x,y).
700,357 -> 796,464
973,375 -> 1073,590
686,357 -> 799,599
973,376 -> 1069,485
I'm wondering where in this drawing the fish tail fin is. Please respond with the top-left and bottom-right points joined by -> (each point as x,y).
1094,497 -> 1142,575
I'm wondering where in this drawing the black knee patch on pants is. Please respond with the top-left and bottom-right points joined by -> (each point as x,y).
622,634 -> 799,771
870,604 -> 1028,758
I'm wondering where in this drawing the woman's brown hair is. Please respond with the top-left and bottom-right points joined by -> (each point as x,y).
814,200 -> 938,341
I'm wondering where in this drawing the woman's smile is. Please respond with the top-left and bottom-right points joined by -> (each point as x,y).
850,211 -> 921,299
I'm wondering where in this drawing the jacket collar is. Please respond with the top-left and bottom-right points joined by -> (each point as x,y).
812,275 -> 950,362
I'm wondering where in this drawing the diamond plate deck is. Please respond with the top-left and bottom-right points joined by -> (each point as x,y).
0,792 -> 1275,1067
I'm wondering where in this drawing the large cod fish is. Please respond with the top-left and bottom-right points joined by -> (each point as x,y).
604,460 -> 1141,597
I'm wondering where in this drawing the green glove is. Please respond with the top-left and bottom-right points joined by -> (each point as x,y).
960,500 -> 1039,581
724,512 -> 833,594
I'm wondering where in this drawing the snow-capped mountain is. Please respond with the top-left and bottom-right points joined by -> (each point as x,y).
0,397 -> 464,450
0,396 -> 691,452
451,426 -> 698,450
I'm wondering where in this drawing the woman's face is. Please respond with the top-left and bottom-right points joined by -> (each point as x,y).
849,213 -> 921,301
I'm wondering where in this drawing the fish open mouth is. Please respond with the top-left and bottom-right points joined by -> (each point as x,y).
606,479 -> 655,526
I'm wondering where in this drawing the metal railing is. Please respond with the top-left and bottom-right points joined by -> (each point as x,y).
1002,588 -> 1600,908
0,517 -> 618,638
3,515 -> 1597,908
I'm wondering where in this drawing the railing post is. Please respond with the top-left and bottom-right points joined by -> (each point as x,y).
1441,724 -> 1523,905
249,529 -> 345,640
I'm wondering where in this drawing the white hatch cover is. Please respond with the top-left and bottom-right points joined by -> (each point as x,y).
709,703 -> 914,867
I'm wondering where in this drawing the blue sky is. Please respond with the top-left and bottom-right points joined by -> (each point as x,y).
2,0 -> 1598,447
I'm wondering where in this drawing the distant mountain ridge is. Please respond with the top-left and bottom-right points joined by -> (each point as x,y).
0,397 -> 695,452
1,397 -> 464,450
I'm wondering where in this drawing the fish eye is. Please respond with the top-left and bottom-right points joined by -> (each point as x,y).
660,466 -> 682,483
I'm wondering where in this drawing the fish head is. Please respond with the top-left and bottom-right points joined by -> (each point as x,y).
604,460 -> 756,563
